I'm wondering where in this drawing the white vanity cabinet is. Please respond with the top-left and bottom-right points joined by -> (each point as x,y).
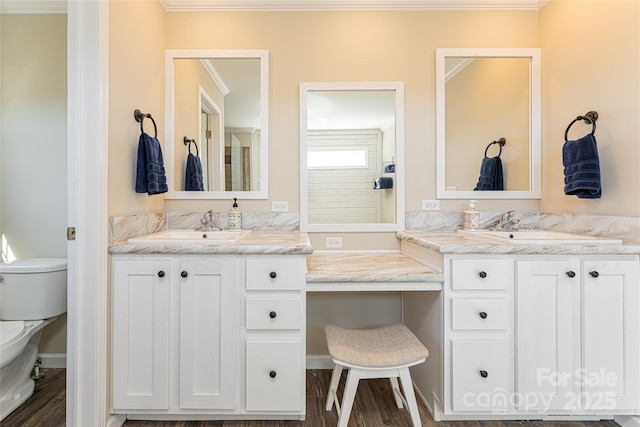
516,257 -> 640,413
244,256 -> 306,413
111,253 -> 307,420
444,257 -> 513,414
402,240 -> 640,421
112,256 -> 238,412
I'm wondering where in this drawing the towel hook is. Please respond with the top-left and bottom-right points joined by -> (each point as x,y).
564,110 -> 597,142
134,109 -> 158,138
484,137 -> 506,157
184,136 -> 199,156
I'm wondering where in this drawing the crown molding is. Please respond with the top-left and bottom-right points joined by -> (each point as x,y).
0,0 -> 67,14
160,0 -> 549,12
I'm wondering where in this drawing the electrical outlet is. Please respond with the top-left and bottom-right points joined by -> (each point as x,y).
271,201 -> 289,212
422,199 -> 440,211
325,237 -> 343,248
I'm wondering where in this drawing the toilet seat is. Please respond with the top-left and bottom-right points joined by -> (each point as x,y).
0,321 -> 24,347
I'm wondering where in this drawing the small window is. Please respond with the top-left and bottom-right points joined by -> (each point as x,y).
308,150 -> 368,169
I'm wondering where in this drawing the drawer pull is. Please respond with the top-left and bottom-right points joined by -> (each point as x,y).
566,271 -> 576,278
478,271 -> 487,279
478,311 -> 488,319
157,270 -> 165,278
269,271 -> 277,279
479,370 -> 488,378
181,271 -> 188,278
269,311 -> 277,319
269,370 -> 277,378
589,271 -> 599,278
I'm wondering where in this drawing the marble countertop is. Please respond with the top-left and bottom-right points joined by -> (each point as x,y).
397,231 -> 640,255
109,232 -> 313,255
306,253 -> 443,284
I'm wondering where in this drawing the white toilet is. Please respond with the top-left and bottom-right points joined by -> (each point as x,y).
0,258 -> 67,421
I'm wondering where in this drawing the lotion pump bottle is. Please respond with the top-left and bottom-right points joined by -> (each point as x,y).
463,200 -> 480,231
228,198 -> 242,230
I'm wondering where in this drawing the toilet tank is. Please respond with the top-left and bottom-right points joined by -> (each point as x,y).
0,258 -> 67,320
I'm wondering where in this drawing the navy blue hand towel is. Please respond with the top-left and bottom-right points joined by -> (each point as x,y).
563,133 -> 601,199
135,132 -> 168,195
185,153 -> 204,191
474,156 -> 504,191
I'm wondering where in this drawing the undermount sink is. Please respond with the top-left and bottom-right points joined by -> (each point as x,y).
128,229 -> 252,245
460,229 -> 622,245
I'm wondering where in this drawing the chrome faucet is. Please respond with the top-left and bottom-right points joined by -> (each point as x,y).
199,210 -> 219,232
494,210 -> 520,232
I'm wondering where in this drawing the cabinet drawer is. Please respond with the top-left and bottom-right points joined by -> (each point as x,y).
451,259 -> 508,290
246,259 -> 304,290
246,341 -> 303,411
451,298 -> 508,330
451,339 -> 510,412
246,297 -> 302,330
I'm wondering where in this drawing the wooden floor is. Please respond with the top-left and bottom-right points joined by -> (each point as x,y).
1,368 -> 622,427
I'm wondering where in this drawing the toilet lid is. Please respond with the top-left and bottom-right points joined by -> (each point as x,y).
0,321 -> 24,346
0,258 -> 67,273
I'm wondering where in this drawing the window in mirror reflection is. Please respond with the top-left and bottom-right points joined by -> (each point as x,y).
444,57 -> 530,192
174,58 -> 261,191
306,90 -> 396,225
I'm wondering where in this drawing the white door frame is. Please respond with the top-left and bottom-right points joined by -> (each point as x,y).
67,1 -> 115,426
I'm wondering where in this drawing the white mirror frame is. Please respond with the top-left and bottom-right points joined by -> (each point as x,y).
164,49 -> 269,199
436,48 -> 541,199
300,82 -> 405,232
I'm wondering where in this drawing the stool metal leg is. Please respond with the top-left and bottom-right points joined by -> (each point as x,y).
399,367 -> 422,427
337,368 -> 362,427
326,364 -> 343,411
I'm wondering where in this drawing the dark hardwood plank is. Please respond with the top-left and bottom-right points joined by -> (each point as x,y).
1,368 -> 629,427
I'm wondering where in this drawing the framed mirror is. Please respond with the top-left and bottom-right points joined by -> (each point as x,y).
164,50 -> 269,199
436,48 -> 541,199
300,82 -> 405,232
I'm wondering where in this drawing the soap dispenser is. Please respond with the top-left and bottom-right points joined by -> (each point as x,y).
463,200 -> 480,231
228,198 -> 242,230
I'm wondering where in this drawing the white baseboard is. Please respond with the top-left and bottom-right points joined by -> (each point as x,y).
616,416 -> 640,427
106,414 -> 126,427
38,353 -> 66,368
306,355 -> 334,369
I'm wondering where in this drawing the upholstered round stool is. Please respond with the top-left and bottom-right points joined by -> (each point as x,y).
324,324 -> 429,427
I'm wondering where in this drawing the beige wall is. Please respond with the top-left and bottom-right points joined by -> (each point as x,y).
1,14 -> 67,355
540,0 -> 640,217
108,0 -> 166,216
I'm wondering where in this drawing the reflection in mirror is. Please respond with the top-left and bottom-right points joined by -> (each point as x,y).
165,50 -> 268,199
436,48 -> 541,199
300,82 -> 405,232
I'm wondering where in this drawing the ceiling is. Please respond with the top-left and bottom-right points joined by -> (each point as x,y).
1,0 -> 548,14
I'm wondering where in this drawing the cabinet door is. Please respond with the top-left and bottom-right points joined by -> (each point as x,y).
179,258 -> 238,409
112,259 -> 171,410
582,259 -> 639,410
516,259 -> 580,411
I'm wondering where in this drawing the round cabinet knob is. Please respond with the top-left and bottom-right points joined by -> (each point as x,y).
269,271 -> 277,279
269,370 -> 277,378
181,271 -> 188,278
566,271 -> 576,278
479,370 -> 488,378
589,271 -> 600,278
157,271 -> 165,278
478,271 -> 487,279
269,311 -> 277,319
479,312 -> 488,319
